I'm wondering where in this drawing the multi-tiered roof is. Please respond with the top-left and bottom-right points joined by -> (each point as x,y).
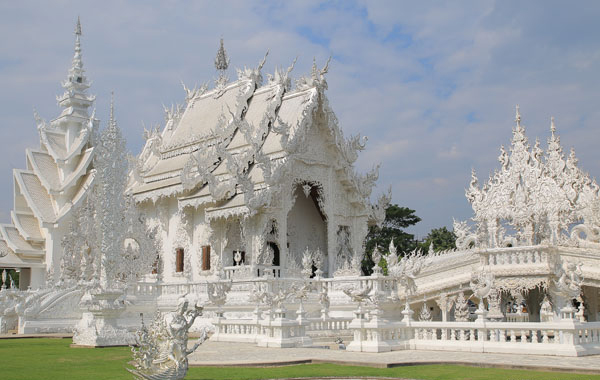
130,44 -> 386,224
0,19 -> 97,275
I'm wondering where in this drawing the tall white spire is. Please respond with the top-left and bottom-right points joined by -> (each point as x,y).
57,18 -> 94,115
69,16 -> 86,87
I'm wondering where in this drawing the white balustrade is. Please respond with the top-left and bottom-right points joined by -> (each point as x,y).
307,317 -> 351,332
347,319 -> 600,356
210,318 -> 263,343
482,246 -> 551,267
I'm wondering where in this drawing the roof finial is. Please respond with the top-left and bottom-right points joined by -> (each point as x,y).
75,16 -> 82,36
214,38 -> 229,71
550,116 -> 556,134
515,104 -> 521,127
70,17 -> 84,74
109,91 -> 115,127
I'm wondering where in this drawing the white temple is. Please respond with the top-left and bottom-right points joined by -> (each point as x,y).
1,21 -> 599,357
127,40 -> 388,287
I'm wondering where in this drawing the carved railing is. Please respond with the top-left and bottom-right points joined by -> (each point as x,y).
347,318 -> 600,356
210,318 -> 262,343
153,282 -> 209,297
306,317 -> 352,332
130,282 -> 159,297
481,246 -> 552,267
222,265 -> 282,280
505,312 -> 529,322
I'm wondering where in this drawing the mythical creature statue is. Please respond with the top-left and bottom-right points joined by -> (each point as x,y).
550,261 -> 583,312
342,284 -> 372,305
371,244 -> 382,274
207,280 -> 232,316
454,291 -> 470,322
469,270 -> 494,312
129,297 -> 207,380
388,249 -> 427,309
453,219 -> 478,250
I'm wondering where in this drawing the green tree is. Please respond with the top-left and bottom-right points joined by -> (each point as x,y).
362,204 -> 421,275
1,269 -> 19,289
418,226 -> 457,252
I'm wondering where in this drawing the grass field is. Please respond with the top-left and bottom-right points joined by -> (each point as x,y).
0,338 -> 599,380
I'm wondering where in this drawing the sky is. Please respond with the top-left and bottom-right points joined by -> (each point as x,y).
1,1 -> 599,239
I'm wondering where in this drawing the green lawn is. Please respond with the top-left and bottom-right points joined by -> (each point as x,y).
0,338 -> 598,380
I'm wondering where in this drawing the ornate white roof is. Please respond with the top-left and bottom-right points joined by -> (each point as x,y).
130,49 -> 385,224
459,106 -> 600,249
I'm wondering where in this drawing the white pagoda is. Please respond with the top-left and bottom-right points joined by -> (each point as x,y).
0,18 -> 97,289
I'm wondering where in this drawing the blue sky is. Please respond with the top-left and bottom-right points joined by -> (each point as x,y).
1,1 -> 599,239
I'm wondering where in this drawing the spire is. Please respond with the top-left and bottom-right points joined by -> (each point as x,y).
56,18 -> 94,118
550,116 -> 556,135
109,91 -> 115,128
515,104 -> 521,127
75,16 -> 82,36
71,17 -> 84,76
214,38 -> 229,71
214,38 -> 230,89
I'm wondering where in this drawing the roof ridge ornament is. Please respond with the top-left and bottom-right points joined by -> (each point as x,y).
214,38 -> 230,90
296,57 -> 331,91
214,38 -> 229,72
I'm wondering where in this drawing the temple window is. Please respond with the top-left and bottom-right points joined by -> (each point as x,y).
175,248 -> 184,273
201,246 -> 211,271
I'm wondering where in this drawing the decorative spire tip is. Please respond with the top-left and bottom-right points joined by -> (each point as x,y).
75,16 -> 82,36
109,91 -> 115,124
214,38 -> 229,71
515,104 -> 521,126
550,116 -> 556,134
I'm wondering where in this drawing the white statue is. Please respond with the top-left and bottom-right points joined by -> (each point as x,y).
129,297 -> 207,380
207,280 -> 232,317
419,302 -> 432,322
388,249 -> 426,312
469,270 -> 494,313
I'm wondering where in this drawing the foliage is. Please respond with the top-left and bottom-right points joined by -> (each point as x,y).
1,269 -> 19,289
0,338 -> 598,380
418,226 -> 457,252
362,204 -> 421,275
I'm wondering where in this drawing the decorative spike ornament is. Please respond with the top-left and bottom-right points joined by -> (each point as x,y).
214,38 -> 230,90
214,38 -> 229,71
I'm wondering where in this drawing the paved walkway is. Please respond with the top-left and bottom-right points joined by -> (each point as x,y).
0,333 -> 72,339
189,341 -> 600,374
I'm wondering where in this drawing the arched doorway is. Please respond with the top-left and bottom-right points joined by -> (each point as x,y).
286,182 -> 328,275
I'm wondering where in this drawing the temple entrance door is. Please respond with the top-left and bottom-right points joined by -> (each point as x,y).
286,184 -> 328,275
